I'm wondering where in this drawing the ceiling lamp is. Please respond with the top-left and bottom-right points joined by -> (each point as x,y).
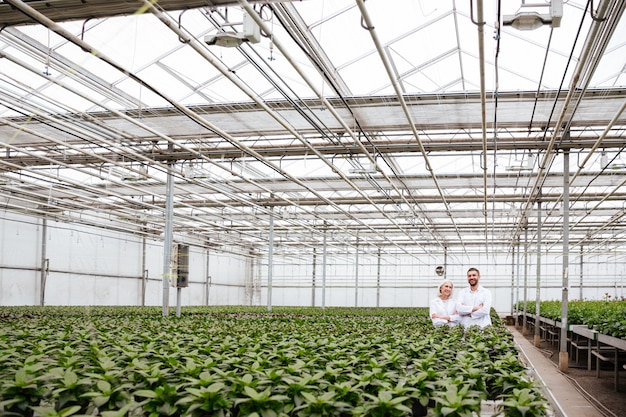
183,164 -> 208,179
506,153 -> 535,172
204,11 -> 261,47
503,0 -> 563,30
349,161 -> 378,175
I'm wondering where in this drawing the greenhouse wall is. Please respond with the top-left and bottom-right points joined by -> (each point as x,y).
1,213 -> 624,308
0,213 -> 253,306
257,249 -> 626,312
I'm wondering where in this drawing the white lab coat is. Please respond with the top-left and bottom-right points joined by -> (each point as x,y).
429,297 -> 461,327
456,285 -> 492,328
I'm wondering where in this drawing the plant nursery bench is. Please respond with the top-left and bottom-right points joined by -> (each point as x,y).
570,325 -> 598,371
591,333 -> 626,392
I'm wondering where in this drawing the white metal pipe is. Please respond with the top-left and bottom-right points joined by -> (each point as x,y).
514,0 -> 621,241
353,0 -> 465,251
559,149 -> 570,371
267,208 -> 274,312
241,0 -> 449,251
476,0 -> 489,248
2,0 -> 372,255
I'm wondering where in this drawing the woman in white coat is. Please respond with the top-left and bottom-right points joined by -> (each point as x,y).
430,279 -> 460,327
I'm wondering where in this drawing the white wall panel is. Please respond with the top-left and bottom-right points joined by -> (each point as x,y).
0,215 -> 252,306
2,213 -> 625,309
0,217 -> 41,268
0,270 -> 38,305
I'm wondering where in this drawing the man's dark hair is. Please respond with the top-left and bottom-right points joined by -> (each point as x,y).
467,267 -> 480,275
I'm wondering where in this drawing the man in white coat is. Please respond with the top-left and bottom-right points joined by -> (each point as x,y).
457,267 -> 492,328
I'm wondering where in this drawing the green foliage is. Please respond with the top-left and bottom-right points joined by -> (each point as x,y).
0,306 -> 550,416
516,299 -> 626,338
498,388 -> 549,417
353,390 -> 413,417
430,382 -> 483,417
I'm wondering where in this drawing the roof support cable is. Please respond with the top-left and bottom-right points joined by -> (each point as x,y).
557,0 -> 625,145
527,28 -> 554,134
235,43 -> 351,154
268,6 -> 419,177
270,4 -> 388,160
353,0 -> 467,255
143,1 -> 428,258
566,133 -> 626,249
271,4 -> 420,210
542,0 -> 625,229
240,0 -> 443,254
270,6 -> 441,232
472,0 -> 489,255
491,0 -> 503,258
509,0 -> 613,248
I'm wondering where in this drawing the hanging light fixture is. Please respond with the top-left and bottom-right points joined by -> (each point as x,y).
503,0 -> 563,30
600,151 -> 608,169
204,10 -> 261,47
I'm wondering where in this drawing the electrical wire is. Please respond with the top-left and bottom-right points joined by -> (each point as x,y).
491,0 -> 502,259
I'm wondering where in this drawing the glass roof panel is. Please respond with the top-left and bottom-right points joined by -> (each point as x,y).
0,0 -> 624,255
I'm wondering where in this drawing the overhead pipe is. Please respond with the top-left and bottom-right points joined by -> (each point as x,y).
513,0 -> 625,249
0,2 -> 352,247
559,149 -> 570,372
0,114 -> 270,244
273,2 -> 444,200
4,0 -> 426,260
162,149 -> 174,317
353,0 -> 467,252
1,26 -> 148,110
142,0 -> 429,256
139,0 -> 434,257
0,48 -> 307,228
472,0 -> 489,251
39,217 -> 48,306
512,0 -> 622,243
0,54 -> 267,220
240,0 -> 450,250
0,121 -> 282,249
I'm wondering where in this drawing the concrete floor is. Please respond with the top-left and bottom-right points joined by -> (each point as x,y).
509,325 -> 604,417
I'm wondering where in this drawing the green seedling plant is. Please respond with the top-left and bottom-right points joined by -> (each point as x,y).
80,379 -> 134,414
133,383 -> 181,417
277,372 -> 326,408
291,390 -> 352,417
175,381 -> 232,417
28,405 -> 82,417
0,306 -> 552,417
46,368 -> 92,410
430,381 -> 483,417
353,390 -> 413,417
0,367 -> 47,417
498,388 -> 549,417
233,385 -> 290,417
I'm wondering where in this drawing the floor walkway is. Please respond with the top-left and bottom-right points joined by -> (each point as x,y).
509,325 -> 604,417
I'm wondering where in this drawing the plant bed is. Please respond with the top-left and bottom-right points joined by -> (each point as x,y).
517,299 -> 626,339
0,306 -> 550,416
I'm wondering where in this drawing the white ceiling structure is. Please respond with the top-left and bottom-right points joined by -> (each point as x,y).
0,0 -> 625,259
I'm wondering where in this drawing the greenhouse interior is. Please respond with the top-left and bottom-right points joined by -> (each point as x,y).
0,0 -> 625,416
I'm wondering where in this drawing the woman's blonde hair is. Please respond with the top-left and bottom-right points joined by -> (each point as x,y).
438,279 -> 454,296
